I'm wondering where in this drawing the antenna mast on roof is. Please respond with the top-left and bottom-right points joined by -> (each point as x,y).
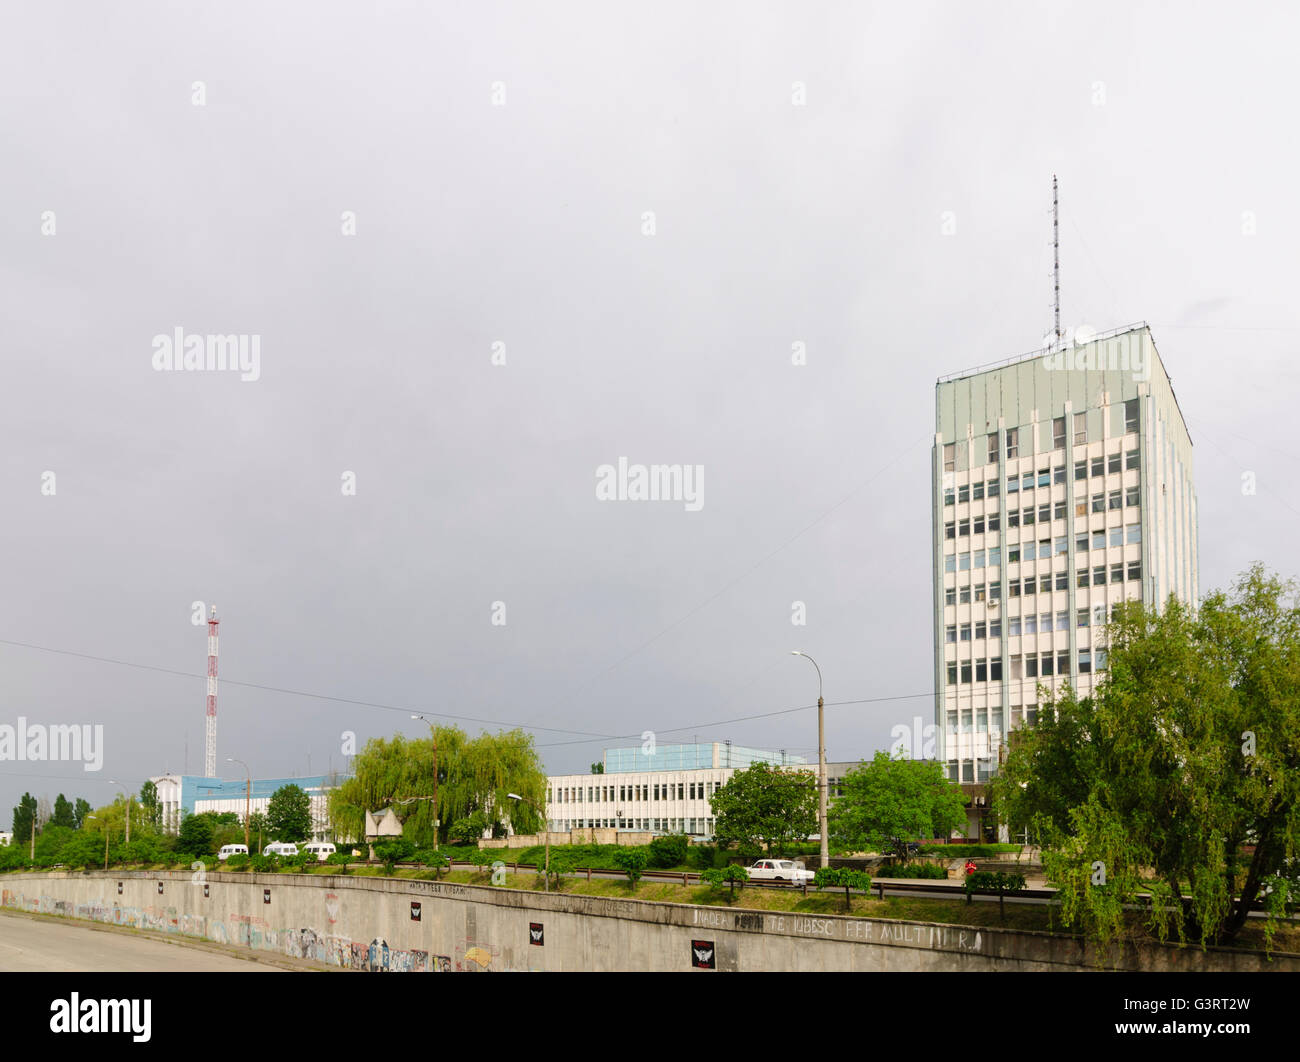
1053,175 -> 1062,348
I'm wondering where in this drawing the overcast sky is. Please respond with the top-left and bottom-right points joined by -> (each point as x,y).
3,1 -> 1298,819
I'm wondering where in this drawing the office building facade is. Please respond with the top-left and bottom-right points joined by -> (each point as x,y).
933,324 -> 1197,837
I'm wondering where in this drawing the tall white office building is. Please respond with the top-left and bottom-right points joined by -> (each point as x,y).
933,323 -> 1197,838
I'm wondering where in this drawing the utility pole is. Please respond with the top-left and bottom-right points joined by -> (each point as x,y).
1053,174 -> 1062,348
791,651 -> 829,871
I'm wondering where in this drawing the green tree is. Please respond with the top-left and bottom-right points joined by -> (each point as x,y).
329,728 -> 546,847
700,864 -> 749,903
266,784 -> 312,843
994,565 -> 1300,952
176,812 -> 217,856
613,846 -> 648,891
590,762 -> 604,774
51,794 -> 76,830
814,866 -> 873,912
829,752 -> 967,860
11,793 -> 38,848
138,781 -> 161,828
73,798 -> 92,830
709,763 -> 818,858
248,812 -> 268,852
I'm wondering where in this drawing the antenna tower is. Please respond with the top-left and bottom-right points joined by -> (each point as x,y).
205,606 -> 219,777
1053,174 -> 1062,347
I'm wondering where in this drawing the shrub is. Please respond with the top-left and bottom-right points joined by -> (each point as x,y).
648,834 -> 689,869
701,864 -> 748,902
249,854 -> 278,873
814,866 -> 873,911
880,862 -> 947,879
613,847 -> 648,889
326,852 -> 351,873
225,853 -> 249,870
965,870 -> 1028,917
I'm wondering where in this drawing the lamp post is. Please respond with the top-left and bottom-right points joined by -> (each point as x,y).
411,715 -> 440,846
508,793 -> 549,891
227,757 -> 251,851
109,779 -> 130,846
791,651 -> 829,872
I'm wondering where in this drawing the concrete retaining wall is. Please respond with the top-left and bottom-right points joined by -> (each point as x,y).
2,871 -> 1293,972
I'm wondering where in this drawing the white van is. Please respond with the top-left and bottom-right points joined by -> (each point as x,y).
218,844 -> 249,861
263,842 -> 299,857
302,842 -> 336,863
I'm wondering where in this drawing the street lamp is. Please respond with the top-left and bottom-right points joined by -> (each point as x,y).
108,779 -> 130,846
411,715 -> 440,846
227,757 -> 251,851
508,793 -> 549,891
791,651 -> 829,872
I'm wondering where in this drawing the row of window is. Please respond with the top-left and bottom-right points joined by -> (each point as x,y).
552,817 -> 716,833
944,478 -> 1002,505
948,606 -> 1114,642
1008,561 -> 1141,594
549,781 -> 720,804
944,649 -> 1108,685
948,489 -> 1142,533
944,581 -> 1002,605
942,400 -> 1141,476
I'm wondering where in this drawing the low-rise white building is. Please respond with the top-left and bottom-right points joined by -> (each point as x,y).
546,743 -> 808,837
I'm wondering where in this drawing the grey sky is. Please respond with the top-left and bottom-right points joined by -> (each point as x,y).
3,1 -> 1298,818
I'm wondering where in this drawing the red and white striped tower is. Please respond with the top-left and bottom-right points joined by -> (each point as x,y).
205,606 -> 219,777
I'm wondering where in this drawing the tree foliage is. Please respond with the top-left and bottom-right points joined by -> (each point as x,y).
328,728 -> 547,847
51,794 -> 76,830
709,763 -> 817,858
828,751 -> 967,859
11,793 -> 37,845
814,866 -> 872,911
266,784 -> 313,843
992,565 -> 1300,951
139,781 -> 161,828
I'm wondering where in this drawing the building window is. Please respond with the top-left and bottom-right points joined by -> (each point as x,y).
1009,580 -> 1021,598
960,623 -> 972,641
1007,475 -> 1019,494
1127,524 -> 1141,544
1037,539 -> 1050,560
1023,577 -> 1035,596
1076,501 -> 1087,518
947,663 -> 957,685
1074,459 -> 1087,481
990,617 -> 1002,638
944,443 -> 955,473
974,582 -> 986,602
1056,610 -> 1069,631
1023,614 -> 1037,634
1008,509 -> 1020,528
1108,452 -> 1122,474
1111,563 -> 1124,584
945,555 -> 956,572
1038,503 -> 1051,523
1126,449 -> 1140,470
1006,428 -> 1019,459
1075,533 -> 1088,553
1025,655 -> 1038,678
1054,501 -> 1067,521
959,519 -> 970,536
960,553 -> 971,571
988,433 -> 999,465
1054,535 -> 1068,555
974,621 -> 986,640
990,657 -> 1003,680
1077,569 -> 1089,588
1057,650 -> 1069,674
1026,706 -> 1039,726
1096,649 -> 1109,670
973,516 -> 984,535
1077,607 -> 1089,628
958,483 -> 970,503
944,487 -> 954,506
975,550 -> 986,569
1055,570 -> 1068,591
1074,411 -> 1087,445
972,480 -> 985,501
945,521 -> 956,539
1094,603 -> 1106,626
1124,399 -> 1140,433
988,478 -> 1000,497
1108,490 -> 1122,510
959,585 -> 972,604
1128,560 -> 1142,581
1038,575 -> 1051,593
961,762 -> 974,783
1091,530 -> 1105,550
988,512 -> 1000,532
1079,649 -> 1092,674
988,546 -> 1001,566
1037,468 -> 1050,488
1091,456 -> 1104,477
1008,545 -> 1021,563
1022,473 -> 1035,492
1126,485 -> 1140,507
1023,506 -> 1035,526
1009,616 -> 1021,636
1053,417 -> 1066,449
990,581 -> 1001,601
1054,465 -> 1066,485
960,661 -> 972,683
1040,653 -> 1054,676
945,587 -> 956,606
1091,493 -> 1104,513
975,658 -> 987,682
1010,655 -> 1023,678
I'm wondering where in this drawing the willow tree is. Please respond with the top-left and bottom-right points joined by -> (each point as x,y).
329,727 -> 546,846
994,564 -> 1300,953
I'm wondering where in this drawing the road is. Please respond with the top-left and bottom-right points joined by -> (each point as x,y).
0,910 -> 282,972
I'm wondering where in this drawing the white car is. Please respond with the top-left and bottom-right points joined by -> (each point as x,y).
263,842 -> 299,857
302,842 -> 336,862
218,844 -> 248,861
746,859 -> 815,884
